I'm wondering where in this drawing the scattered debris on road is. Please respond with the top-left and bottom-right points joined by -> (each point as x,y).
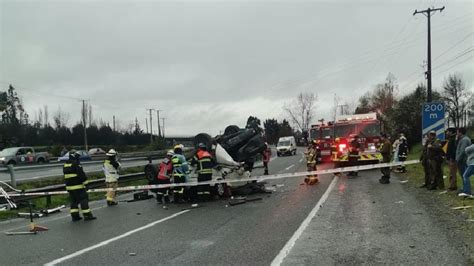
228,196 -> 262,206
399,180 -> 409,184
5,231 -> 37,236
395,201 -> 404,204
129,252 -> 137,256
438,191 -> 448,195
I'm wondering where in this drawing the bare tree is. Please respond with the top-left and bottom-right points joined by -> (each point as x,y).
53,107 -> 70,129
442,73 -> 473,128
284,92 -> 317,131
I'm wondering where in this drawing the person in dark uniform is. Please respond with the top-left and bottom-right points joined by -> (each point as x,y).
379,133 -> 392,184
427,131 -> 445,190
63,150 -> 96,221
419,134 -> 431,188
348,134 -> 362,176
190,143 -> 215,201
445,128 -> 458,190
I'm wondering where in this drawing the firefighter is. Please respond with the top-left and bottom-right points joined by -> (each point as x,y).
155,150 -> 174,204
427,131 -> 445,190
63,150 -> 96,221
103,149 -> 121,206
419,134 -> 431,188
262,142 -> 271,175
171,144 -> 189,203
304,140 -> 319,185
379,133 -> 392,184
348,134 -> 361,176
190,143 -> 215,201
396,134 -> 408,173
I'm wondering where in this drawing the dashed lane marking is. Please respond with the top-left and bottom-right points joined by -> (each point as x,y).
285,164 -> 294,170
44,209 -> 190,266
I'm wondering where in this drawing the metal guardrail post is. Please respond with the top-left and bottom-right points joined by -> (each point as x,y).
7,164 -> 16,188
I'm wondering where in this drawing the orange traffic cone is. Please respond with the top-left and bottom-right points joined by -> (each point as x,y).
30,222 -> 48,232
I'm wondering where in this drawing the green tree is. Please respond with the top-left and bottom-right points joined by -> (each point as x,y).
263,118 -> 280,144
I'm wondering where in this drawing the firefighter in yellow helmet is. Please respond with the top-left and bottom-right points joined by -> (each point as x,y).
305,140 -> 319,185
171,144 -> 189,203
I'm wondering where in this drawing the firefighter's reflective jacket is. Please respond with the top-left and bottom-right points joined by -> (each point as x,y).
171,154 -> 189,179
63,160 -> 88,191
103,159 -> 121,182
157,158 -> 173,180
191,150 -> 215,175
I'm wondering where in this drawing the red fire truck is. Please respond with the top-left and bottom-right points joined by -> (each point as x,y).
309,113 -> 383,166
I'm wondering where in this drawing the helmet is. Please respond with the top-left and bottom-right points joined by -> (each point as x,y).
69,150 -> 80,160
166,150 -> 175,157
106,149 -> 117,156
174,144 -> 183,154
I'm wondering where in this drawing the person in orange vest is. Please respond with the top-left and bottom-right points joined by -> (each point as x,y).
155,150 -> 174,204
190,143 -> 215,201
262,142 -> 271,175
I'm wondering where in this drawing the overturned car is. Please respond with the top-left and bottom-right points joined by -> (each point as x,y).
144,125 -> 267,197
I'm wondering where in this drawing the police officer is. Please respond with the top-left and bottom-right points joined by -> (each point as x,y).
348,134 -> 361,176
190,143 -> 215,201
379,133 -> 392,184
171,144 -> 189,203
63,150 -> 96,221
397,134 -> 408,173
419,134 -> 431,188
427,131 -> 444,190
103,149 -> 121,206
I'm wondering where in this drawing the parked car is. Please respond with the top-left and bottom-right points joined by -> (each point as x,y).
57,150 -> 92,162
88,148 -> 106,155
0,147 -> 50,166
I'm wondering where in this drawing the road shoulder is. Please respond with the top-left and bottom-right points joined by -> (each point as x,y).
281,170 -> 470,265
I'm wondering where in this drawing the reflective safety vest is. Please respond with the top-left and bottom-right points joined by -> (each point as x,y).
195,150 -> 213,175
103,159 -> 121,182
171,155 -> 185,178
63,160 -> 87,191
157,158 -> 173,180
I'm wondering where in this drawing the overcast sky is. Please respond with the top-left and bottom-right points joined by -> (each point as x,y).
1,0 -> 473,136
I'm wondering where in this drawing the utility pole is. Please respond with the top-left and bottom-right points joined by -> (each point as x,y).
156,109 -> 162,138
145,118 -> 149,135
161,117 -> 165,139
413,6 -> 445,103
113,115 -> 116,132
81,100 -> 89,151
146,108 -> 154,143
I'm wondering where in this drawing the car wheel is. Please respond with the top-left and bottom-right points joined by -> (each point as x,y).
194,133 -> 213,150
214,181 -> 228,198
224,125 -> 240,136
37,158 -> 45,164
277,152 -> 281,157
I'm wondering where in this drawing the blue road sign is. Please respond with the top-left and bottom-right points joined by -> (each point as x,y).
422,102 -> 445,141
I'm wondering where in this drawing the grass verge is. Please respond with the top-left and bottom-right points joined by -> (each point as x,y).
401,143 -> 473,262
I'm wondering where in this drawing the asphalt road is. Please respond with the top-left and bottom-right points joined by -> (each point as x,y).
1,148 -> 333,265
0,148 -> 468,265
0,159 -> 149,182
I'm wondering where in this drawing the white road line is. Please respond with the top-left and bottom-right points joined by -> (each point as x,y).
285,164 -> 294,170
271,175 -> 339,266
44,209 -> 189,266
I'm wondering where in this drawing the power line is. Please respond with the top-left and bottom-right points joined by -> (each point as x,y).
433,32 -> 474,62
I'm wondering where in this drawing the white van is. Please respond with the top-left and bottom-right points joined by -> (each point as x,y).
276,136 -> 297,156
